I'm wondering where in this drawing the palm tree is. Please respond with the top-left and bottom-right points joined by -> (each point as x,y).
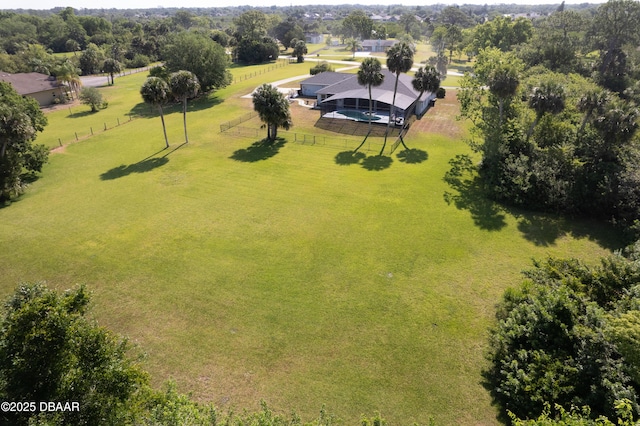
68,73 -> 82,101
140,77 -> 171,149
398,65 -> 442,151
383,41 -> 414,153
355,57 -> 384,152
292,39 -> 308,63
168,70 -> 200,144
52,60 -> 81,100
345,38 -> 362,59
103,58 -> 123,85
527,81 -> 566,140
252,84 -> 292,141
487,66 -> 519,127
411,66 -> 441,116
577,88 -> 610,135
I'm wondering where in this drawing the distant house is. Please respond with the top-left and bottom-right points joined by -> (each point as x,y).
361,39 -> 397,53
0,72 -> 65,107
305,33 -> 324,44
300,69 -> 436,120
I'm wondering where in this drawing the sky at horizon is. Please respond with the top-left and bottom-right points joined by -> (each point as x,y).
6,0 -> 605,12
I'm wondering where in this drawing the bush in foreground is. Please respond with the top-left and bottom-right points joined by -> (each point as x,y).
485,245 -> 640,422
0,283 -> 403,425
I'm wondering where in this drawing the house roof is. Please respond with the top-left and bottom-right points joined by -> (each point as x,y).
310,69 -> 430,111
300,71 -> 353,86
0,72 -> 61,95
361,39 -> 397,48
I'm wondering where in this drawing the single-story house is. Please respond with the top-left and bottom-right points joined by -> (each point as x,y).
300,69 -> 436,119
299,72 -> 353,97
361,39 -> 397,53
305,33 -> 324,44
0,71 -> 65,107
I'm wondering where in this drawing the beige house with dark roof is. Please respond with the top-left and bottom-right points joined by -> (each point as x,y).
300,70 -> 436,120
0,72 -> 66,107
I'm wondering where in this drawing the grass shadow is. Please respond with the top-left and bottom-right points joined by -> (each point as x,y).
68,110 -> 98,119
99,144 -> 185,180
100,157 -> 169,180
361,155 -> 393,171
230,138 -> 286,162
443,154 -> 507,231
513,210 -> 624,251
335,151 -> 366,165
397,148 -> 428,164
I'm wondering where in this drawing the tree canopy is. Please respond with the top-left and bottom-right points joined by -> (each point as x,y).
458,45 -> 640,239
162,32 -> 231,92
0,283 -> 147,426
485,250 -> 640,422
341,10 -> 373,40
0,81 -> 48,202
78,86 -> 104,112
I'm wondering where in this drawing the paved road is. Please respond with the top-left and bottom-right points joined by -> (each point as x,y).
80,75 -> 110,88
80,66 -> 153,88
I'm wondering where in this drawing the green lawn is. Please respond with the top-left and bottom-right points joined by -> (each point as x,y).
0,66 -> 620,425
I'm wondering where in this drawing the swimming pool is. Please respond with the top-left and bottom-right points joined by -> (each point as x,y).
336,110 -> 382,122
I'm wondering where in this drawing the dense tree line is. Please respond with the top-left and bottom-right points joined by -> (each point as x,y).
453,1 -> 640,423
0,3 -> 601,81
458,0 -> 640,241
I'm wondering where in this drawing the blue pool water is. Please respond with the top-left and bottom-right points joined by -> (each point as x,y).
337,110 -> 382,121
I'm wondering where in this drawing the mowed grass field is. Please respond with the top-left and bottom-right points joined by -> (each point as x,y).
0,61 -> 620,425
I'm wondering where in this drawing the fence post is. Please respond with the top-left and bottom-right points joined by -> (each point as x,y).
117,118 -> 120,126
104,123 -> 107,131
58,138 -> 62,147
90,127 -> 93,135
75,132 -> 78,141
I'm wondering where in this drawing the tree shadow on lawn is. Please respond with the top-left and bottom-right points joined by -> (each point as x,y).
335,148 -> 427,169
100,143 -> 185,180
335,151 -> 366,165
396,148 -> 428,164
443,154 -> 624,250
513,210 -> 623,251
67,110 -> 98,119
334,151 -> 393,171
230,137 -> 286,162
361,154 -> 393,171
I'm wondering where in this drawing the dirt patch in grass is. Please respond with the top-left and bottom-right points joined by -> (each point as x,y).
289,103 -> 401,138
290,93 -> 464,141
407,90 -> 465,139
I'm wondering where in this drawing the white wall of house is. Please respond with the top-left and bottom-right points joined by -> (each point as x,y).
300,83 -> 326,97
29,88 -> 65,106
415,93 -> 437,116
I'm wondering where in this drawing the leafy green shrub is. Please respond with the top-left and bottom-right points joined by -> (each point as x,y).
310,61 -> 334,75
485,253 -> 640,422
78,87 -> 104,112
127,53 -> 151,68
0,283 -> 148,426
